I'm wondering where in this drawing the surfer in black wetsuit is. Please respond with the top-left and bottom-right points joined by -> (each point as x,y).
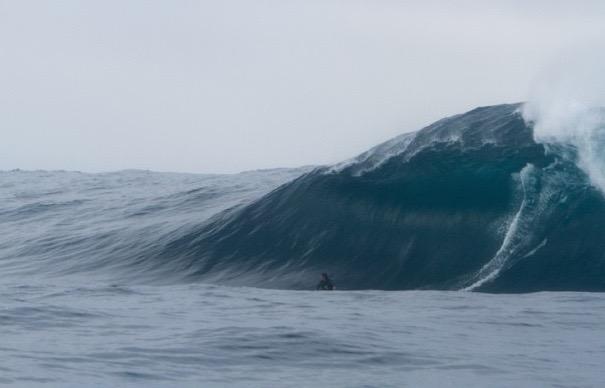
316,273 -> 334,290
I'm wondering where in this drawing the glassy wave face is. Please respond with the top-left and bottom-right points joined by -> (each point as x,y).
0,169 -> 309,284
3,103 -> 605,292
166,103 -> 605,292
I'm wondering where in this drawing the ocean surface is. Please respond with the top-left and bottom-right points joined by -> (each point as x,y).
2,169 -> 605,387
3,103 -> 605,386
4,282 -> 605,387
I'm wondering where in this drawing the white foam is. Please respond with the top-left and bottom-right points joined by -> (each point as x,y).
327,132 -> 416,176
523,45 -> 605,193
463,164 -> 540,291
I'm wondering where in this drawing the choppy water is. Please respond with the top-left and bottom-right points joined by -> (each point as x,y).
2,165 -> 605,387
2,282 -> 605,387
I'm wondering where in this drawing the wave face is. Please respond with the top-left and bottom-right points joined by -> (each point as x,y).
163,103 -> 605,292
0,169 -> 309,284
4,104 -> 605,292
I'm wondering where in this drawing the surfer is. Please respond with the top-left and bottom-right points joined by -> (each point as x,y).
316,273 -> 334,290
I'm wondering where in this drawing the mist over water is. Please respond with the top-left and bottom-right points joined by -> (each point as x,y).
523,46 -> 605,192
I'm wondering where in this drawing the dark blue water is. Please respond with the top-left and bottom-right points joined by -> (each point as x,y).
150,104 -> 605,292
3,104 -> 605,386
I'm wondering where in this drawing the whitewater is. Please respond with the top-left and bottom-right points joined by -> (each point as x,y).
3,103 -> 605,386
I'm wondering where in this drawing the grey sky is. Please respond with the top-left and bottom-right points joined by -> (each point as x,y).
1,1 -> 604,173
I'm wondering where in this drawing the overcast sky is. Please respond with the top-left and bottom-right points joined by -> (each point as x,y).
1,0 -> 604,173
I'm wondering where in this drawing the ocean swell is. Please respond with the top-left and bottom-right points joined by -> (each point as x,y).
4,104 -> 605,292
153,103 -> 605,292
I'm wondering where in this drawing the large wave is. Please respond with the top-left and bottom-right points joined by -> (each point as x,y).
156,103 -> 605,292
5,104 -> 605,292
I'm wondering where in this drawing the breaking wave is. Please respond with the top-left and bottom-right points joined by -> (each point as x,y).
154,103 -> 605,292
3,103 -> 605,292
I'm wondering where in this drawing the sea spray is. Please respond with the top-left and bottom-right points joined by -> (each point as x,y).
523,46 -> 605,194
